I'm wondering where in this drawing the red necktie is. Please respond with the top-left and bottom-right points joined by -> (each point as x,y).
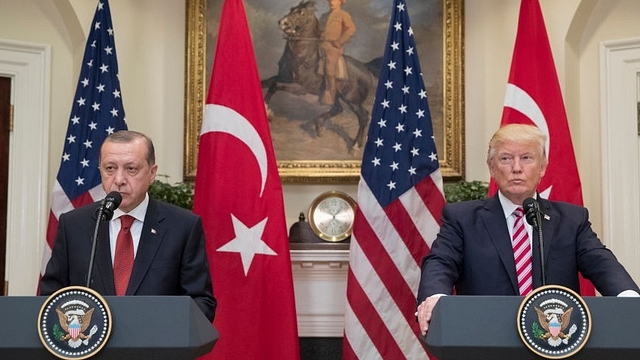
512,207 -> 533,295
114,215 -> 135,296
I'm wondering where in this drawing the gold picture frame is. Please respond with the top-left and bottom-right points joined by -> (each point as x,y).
184,0 -> 464,183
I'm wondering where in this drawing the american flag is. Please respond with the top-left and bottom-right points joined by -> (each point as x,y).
343,0 -> 445,358
41,0 -> 127,280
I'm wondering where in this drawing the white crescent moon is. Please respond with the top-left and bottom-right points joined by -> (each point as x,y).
503,83 -> 550,158
201,104 -> 267,196
503,83 -> 553,198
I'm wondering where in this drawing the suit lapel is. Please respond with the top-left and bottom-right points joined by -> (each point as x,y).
481,195 -> 520,294
126,198 -> 165,294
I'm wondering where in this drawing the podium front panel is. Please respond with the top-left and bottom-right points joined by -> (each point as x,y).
425,296 -> 640,360
0,296 -> 217,360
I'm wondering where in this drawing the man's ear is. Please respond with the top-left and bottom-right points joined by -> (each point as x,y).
487,159 -> 495,179
149,164 -> 158,184
540,161 -> 548,178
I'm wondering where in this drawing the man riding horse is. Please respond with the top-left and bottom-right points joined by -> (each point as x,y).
263,0 -> 377,151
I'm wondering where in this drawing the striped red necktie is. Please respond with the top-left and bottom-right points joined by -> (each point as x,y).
512,207 -> 533,295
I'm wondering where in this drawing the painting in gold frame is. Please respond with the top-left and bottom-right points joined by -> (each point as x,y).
184,0 -> 464,183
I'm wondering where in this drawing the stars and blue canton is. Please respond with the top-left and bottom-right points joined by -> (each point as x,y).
57,0 -> 127,201
361,0 -> 439,207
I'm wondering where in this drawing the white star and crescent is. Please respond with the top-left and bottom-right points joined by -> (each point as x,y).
201,104 -> 276,276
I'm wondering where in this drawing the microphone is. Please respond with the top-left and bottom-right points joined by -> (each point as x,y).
522,197 -> 545,287
87,191 -> 122,287
523,197 -> 538,227
100,191 -> 122,221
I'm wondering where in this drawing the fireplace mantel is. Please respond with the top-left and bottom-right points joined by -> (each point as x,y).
290,248 -> 349,337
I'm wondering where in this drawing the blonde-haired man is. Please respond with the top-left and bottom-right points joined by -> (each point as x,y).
416,124 -> 639,334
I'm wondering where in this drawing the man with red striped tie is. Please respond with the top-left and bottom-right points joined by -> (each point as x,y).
416,124 -> 639,335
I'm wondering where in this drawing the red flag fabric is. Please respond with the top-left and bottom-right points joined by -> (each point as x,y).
489,0 -> 595,295
192,0 -> 300,358
343,0 -> 445,358
41,0 -> 127,286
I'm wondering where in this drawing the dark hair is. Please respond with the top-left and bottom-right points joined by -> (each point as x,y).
102,130 -> 156,166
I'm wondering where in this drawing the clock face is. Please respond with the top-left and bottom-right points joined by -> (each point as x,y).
308,191 -> 356,242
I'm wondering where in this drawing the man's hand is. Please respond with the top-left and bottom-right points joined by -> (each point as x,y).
416,295 -> 442,336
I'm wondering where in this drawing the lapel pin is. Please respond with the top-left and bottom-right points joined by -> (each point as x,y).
544,214 -> 550,221
151,228 -> 157,234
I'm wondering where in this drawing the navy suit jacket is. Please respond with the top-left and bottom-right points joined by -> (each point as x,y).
417,194 -> 639,302
40,197 -> 216,322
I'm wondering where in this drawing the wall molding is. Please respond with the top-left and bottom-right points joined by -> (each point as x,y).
291,249 -> 349,337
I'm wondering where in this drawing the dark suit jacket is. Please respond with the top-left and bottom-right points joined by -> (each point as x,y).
417,194 -> 639,302
40,198 -> 216,322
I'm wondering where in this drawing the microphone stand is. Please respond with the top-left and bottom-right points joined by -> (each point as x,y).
86,201 -> 106,288
534,204 -> 546,287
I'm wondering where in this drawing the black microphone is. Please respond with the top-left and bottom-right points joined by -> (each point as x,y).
87,191 -> 122,287
522,197 -> 545,287
523,197 -> 538,227
101,191 -> 122,221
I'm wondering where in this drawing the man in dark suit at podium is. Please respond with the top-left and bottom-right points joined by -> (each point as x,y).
40,131 -> 216,322
416,124 -> 639,335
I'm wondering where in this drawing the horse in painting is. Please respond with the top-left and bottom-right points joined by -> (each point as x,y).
262,0 -> 378,151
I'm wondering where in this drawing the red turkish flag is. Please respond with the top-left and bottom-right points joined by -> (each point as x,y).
489,0 -> 595,295
193,0 -> 300,358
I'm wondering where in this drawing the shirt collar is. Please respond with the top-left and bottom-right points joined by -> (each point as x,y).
497,191 -> 538,219
112,193 -> 149,223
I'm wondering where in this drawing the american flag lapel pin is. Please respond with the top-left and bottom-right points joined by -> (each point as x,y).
151,228 -> 157,234
544,214 -> 550,221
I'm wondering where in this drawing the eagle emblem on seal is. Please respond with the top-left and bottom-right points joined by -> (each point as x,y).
39,287 -> 112,358
55,305 -> 98,348
534,305 -> 578,347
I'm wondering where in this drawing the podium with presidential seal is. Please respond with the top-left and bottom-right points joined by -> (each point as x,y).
0,287 -> 218,359
423,286 -> 640,360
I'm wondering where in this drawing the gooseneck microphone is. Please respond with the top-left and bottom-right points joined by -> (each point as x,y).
86,191 -> 123,287
523,197 -> 545,287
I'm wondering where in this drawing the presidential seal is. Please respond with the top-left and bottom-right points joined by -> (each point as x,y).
517,285 -> 591,359
38,286 -> 112,359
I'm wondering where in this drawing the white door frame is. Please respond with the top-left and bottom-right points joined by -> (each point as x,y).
600,38 -> 640,281
0,39 -> 50,295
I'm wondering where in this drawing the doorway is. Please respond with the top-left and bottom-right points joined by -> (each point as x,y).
600,38 -> 640,281
0,76 -> 9,296
0,40 -> 50,295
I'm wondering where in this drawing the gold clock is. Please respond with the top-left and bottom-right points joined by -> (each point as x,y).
308,191 -> 357,242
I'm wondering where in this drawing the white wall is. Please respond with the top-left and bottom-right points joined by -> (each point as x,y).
1,0 -> 640,293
